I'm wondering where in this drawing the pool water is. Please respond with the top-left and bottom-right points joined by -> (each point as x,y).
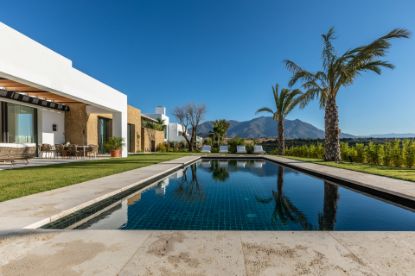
76,159 -> 415,230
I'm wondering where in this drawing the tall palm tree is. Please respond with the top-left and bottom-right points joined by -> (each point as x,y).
256,85 -> 304,155
285,28 -> 410,161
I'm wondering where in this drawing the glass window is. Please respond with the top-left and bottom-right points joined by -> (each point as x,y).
0,102 -> 3,142
6,102 -> 37,143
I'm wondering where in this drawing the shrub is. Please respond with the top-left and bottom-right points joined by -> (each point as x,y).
228,137 -> 244,153
246,144 -> 254,154
157,143 -> 167,152
391,140 -> 403,167
104,137 -> 124,151
284,139 -> 415,168
404,140 -> 415,168
355,143 -> 365,163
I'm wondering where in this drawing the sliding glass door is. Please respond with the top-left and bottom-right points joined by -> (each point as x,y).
98,117 -> 112,153
0,101 -> 37,144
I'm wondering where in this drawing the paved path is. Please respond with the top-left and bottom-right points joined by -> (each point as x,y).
0,230 -> 414,275
0,155 -> 200,231
264,155 -> 415,202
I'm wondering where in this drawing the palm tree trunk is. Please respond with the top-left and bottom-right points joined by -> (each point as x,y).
278,119 -> 285,155
324,97 -> 341,161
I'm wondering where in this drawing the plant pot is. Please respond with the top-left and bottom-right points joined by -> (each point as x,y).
110,149 -> 121,158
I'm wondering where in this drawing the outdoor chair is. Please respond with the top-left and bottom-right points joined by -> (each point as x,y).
253,145 -> 265,154
219,145 -> 229,153
55,144 -> 68,158
201,145 -> 211,153
40,143 -> 55,158
237,145 -> 247,154
87,145 -> 98,158
67,144 -> 82,158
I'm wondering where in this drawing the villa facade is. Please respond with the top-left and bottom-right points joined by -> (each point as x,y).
0,22 -> 163,156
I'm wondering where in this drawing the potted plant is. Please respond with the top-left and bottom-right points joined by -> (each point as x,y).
105,137 -> 124,158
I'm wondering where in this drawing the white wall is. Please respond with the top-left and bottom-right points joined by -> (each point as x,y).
0,23 -> 128,156
39,108 -> 65,145
147,107 -> 170,141
167,123 -> 187,143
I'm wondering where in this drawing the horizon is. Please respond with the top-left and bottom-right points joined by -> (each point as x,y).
1,0 -> 414,136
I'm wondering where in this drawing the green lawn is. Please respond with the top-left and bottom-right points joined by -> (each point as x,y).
284,156 -> 415,182
0,153 -> 190,202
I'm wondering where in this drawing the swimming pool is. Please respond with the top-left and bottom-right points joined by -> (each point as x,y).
46,159 -> 415,230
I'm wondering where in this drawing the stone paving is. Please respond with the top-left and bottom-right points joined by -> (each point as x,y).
0,230 -> 414,275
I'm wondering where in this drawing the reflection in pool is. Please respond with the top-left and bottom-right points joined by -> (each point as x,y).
76,159 -> 415,230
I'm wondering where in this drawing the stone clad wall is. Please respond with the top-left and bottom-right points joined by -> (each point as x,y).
86,113 -> 112,146
127,105 -> 141,152
64,103 -> 88,145
65,104 -> 149,153
141,127 -> 164,152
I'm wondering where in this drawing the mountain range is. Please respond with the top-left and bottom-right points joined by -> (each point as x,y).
197,116 -> 355,139
363,133 -> 415,138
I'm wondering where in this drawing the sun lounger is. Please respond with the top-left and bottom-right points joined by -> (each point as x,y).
253,145 -> 265,154
237,145 -> 247,154
219,145 -> 229,153
201,145 -> 211,153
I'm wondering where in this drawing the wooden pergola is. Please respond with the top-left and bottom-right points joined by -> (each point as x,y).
0,78 -> 78,104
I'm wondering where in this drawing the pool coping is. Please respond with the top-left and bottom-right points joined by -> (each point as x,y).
262,155 -> 415,207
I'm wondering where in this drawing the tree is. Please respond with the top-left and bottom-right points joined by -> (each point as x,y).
211,119 -> 230,149
256,84 -> 304,155
285,28 -> 410,161
155,118 -> 165,131
173,103 -> 206,152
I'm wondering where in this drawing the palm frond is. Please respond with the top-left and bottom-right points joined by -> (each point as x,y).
322,27 -> 336,70
255,107 -> 274,115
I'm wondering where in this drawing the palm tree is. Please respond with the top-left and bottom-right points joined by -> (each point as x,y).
155,118 -> 165,131
285,28 -> 410,161
256,85 -> 304,155
211,119 -> 230,150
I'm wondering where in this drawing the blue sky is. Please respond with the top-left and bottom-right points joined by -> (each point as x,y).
0,0 -> 414,135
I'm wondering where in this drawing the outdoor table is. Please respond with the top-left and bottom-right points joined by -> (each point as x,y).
77,145 -> 89,157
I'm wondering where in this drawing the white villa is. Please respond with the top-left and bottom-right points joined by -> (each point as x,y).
0,22 -> 168,158
145,106 -> 192,144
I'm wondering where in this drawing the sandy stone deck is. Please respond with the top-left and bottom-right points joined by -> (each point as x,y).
0,230 -> 414,275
